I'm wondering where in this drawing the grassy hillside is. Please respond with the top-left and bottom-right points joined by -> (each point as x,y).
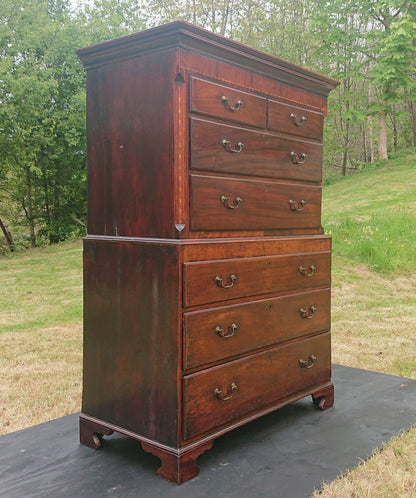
0,151 -> 415,495
323,150 -> 416,273
316,150 -> 416,497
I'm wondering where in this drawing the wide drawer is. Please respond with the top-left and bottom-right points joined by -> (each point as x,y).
183,251 -> 330,307
268,99 -> 323,140
183,332 -> 331,440
190,118 -> 322,182
190,77 -> 266,128
184,288 -> 330,370
190,174 -> 321,231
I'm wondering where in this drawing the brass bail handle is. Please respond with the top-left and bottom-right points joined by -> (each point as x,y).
298,264 -> 317,277
290,152 -> 308,164
214,382 -> 237,401
220,195 -> 242,209
299,305 -> 317,319
215,323 -> 238,338
298,354 -> 317,369
215,274 -> 237,289
289,199 -> 307,211
222,139 -> 245,153
290,112 -> 308,126
221,95 -> 244,111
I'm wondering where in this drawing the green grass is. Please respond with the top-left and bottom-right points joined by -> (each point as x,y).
0,239 -> 83,334
322,149 -> 416,273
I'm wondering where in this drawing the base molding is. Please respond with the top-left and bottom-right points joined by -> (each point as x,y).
79,382 -> 334,484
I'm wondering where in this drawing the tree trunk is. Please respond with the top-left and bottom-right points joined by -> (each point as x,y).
368,117 -> 375,163
362,123 -> 368,164
378,110 -> 388,160
409,100 -> 416,147
0,216 -> 15,251
25,166 -> 36,247
341,148 -> 348,176
391,105 -> 398,152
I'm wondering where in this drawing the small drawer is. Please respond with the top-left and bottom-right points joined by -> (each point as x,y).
190,77 -> 266,128
268,100 -> 323,140
184,288 -> 330,370
183,250 -> 330,307
183,332 -> 331,439
190,118 -> 322,182
190,174 -> 321,232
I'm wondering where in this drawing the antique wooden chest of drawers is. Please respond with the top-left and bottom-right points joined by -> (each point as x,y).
77,21 -> 338,484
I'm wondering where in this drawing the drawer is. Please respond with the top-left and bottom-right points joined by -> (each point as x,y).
190,118 -> 322,182
183,332 -> 331,439
268,100 -> 323,140
183,250 -> 330,307
190,77 -> 266,128
184,288 -> 330,370
190,174 -> 321,231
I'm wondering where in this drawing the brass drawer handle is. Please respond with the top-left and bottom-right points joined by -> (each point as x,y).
290,152 -> 308,164
298,264 -> 317,277
215,323 -> 238,338
214,274 -> 237,288
221,95 -> 243,111
220,195 -> 242,209
290,112 -> 308,127
289,199 -> 307,211
299,354 -> 317,369
214,382 -> 237,401
299,305 -> 317,319
222,139 -> 245,153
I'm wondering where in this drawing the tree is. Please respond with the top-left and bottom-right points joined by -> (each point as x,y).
0,0 -> 87,245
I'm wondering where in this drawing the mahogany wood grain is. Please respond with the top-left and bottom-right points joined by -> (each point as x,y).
184,288 -> 330,370
141,440 -> 213,484
190,174 -> 322,232
183,250 -> 330,307
190,118 -> 323,183
86,50 -> 178,238
79,416 -> 114,449
83,238 -> 181,447
312,383 -> 335,410
183,332 -> 331,439
181,235 -> 331,261
190,77 -> 267,128
268,99 -> 324,140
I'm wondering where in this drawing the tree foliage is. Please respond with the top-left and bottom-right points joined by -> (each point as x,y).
0,0 -> 415,251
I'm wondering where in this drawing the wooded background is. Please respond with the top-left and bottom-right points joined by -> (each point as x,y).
1,0 -> 415,251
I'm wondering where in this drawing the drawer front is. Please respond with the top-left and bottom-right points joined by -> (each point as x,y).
183,251 -> 330,307
268,100 -> 323,140
190,77 -> 266,128
190,118 -> 322,182
190,174 -> 321,231
183,332 -> 331,440
184,288 -> 330,370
